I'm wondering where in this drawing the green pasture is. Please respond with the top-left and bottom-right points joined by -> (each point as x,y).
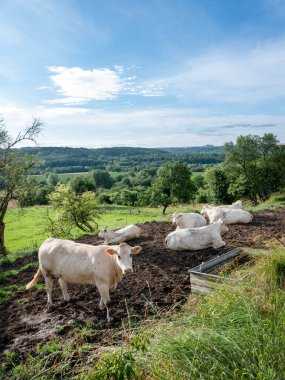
4,204 -> 200,254
4,192 -> 285,254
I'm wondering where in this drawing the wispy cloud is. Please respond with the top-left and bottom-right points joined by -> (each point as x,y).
1,103 -> 284,147
45,65 -> 166,105
219,123 -> 276,129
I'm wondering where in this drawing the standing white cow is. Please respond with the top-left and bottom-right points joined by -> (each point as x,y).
98,224 -> 141,244
165,219 -> 227,251
26,238 -> 142,322
170,212 -> 207,229
202,206 -> 253,225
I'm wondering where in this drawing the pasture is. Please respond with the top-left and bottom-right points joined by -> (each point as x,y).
1,199 -> 285,379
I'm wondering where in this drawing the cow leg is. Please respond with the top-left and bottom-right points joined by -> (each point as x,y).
213,239 -> 226,249
45,276 -> 54,305
58,278 -> 70,301
97,283 -> 111,322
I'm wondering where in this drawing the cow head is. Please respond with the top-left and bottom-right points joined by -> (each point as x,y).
215,218 -> 229,234
170,213 -> 182,225
105,242 -> 142,274
200,205 -> 210,215
98,227 -> 110,239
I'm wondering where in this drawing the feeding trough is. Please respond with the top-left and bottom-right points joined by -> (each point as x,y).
189,248 -> 241,295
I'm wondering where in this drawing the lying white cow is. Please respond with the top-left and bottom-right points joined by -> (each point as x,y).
26,238 -> 142,322
202,206 -> 253,225
98,224 -> 141,244
200,200 -> 242,215
165,219 -> 227,251
170,212 -> 207,229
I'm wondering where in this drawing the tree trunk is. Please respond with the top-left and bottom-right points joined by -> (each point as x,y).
162,205 -> 168,215
0,222 -> 5,254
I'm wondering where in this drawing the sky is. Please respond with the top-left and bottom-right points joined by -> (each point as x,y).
1,0 -> 285,148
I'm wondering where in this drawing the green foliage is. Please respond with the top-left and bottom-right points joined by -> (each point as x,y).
151,161 -> 196,213
204,166 -> 233,204
80,335 -> 149,380
18,145 -> 224,174
47,184 -> 100,237
69,174 -> 95,194
46,172 -> 60,187
224,133 -> 285,204
89,169 -> 114,189
144,249 -> 285,380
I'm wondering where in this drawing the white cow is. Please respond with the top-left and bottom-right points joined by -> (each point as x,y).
26,238 -> 142,322
202,206 -> 253,225
98,224 -> 141,244
170,212 -> 207,229
165,219 -> 227,251
200,200 -> 242,215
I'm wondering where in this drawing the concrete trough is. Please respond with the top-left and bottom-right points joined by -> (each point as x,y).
188,248 -> 241,295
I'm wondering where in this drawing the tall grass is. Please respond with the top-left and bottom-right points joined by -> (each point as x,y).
142,249 -> 285,380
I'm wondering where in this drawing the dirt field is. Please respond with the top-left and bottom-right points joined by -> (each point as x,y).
0,208 -> 284,358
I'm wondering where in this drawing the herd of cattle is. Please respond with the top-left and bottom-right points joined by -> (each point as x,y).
26,200 -> 253,321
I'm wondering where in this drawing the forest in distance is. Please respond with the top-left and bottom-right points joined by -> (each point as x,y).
15,145 -> 225,174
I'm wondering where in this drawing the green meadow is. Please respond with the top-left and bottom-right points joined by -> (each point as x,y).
5,192 -> 285,254
4,204 -> 201,253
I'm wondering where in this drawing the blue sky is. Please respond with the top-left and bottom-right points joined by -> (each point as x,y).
1,0 -> 285,147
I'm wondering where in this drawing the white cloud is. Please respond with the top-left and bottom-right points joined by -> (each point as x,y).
45,65 -> 166,104
47,66 -> 123,103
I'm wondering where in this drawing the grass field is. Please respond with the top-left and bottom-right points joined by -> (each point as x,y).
4,204 -> 201,253
4,193 -> 285,254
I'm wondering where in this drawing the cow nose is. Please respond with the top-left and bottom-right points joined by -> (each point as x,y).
124,268 -> 133,274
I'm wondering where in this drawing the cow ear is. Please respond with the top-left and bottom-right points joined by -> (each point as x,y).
105,248 -> 117,256
131,246 -> 142,255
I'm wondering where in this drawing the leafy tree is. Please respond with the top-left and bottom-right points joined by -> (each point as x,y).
89,169 -> 114,189
69,175 -> 95,194
224,133 -> 285,204
47,184 -> 100,237
15,177 -> 39,207
204,166 -> 233,204
45,172 -> 60,188
151,161 -> 195,214
0,118 -> 42,252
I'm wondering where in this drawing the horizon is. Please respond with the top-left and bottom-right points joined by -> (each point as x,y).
1,0 -> 285,148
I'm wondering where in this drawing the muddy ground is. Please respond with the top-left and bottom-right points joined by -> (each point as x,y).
0,208 -> 284,358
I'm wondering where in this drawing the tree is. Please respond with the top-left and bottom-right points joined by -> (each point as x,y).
224,134 -> 285,204
47,184 -> 100,237
69,175 -> 95,194
0,118 -> 42,252
204,166 -> 233,204
89,169 -> 114,189
151,161 -> 195,214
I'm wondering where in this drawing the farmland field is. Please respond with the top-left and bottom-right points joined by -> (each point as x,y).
1,207 -> 285,359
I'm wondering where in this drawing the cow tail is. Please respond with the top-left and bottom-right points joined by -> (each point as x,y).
26,268 -> 42,289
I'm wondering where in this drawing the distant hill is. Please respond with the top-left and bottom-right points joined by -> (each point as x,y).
15,146 -> 225,174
